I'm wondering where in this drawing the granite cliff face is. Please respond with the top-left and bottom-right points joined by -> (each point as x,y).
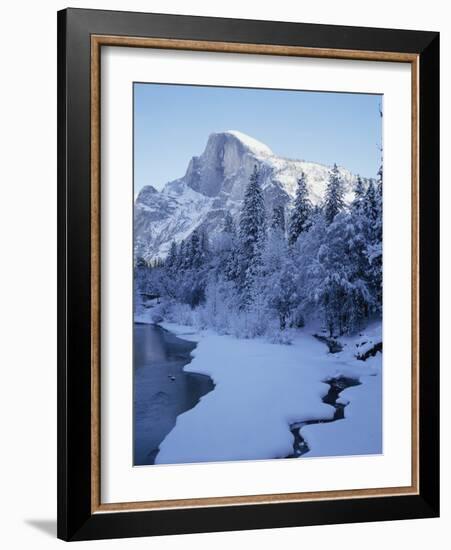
134,130 -> 364,260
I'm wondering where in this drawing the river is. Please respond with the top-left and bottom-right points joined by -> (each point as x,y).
134,323 -> 360,464
133,323 -> 214,466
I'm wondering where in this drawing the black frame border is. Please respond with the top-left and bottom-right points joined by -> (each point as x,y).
57,8 -> 439,541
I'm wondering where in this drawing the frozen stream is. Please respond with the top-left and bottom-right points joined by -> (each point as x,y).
287,376 -> 361,457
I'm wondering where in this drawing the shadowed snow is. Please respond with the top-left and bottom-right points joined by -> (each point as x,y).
152,322 -> 381,464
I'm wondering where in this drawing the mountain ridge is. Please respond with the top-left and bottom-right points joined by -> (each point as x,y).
134,131 -> 371,261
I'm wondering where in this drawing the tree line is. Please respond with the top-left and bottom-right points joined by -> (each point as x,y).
135,163 -> 382,340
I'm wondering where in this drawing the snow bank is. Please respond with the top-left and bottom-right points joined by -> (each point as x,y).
155,322 -> 382,464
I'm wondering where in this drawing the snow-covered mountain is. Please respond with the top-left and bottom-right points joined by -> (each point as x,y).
135,130 -> 368,260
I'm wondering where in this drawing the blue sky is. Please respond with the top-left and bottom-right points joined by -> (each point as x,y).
134,83 -> 382,193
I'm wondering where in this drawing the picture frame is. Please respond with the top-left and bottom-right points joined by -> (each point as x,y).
57,7 -> 440,541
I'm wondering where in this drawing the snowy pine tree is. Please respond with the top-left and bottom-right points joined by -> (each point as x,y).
314,211 -> 373,336
177,240 -> 188,271
134,255 -> 151,297
288,172 -> 312,245
239,165 -> 267,306
165,241 -> 178,273
239,165 -> 267,258
271,205 -> 286,235
193,231 -> 203,268
348,175 -> 371,283
269,254 -> 298,330
223,211 -> 235,235
351,175 -> 365,215
363,180 -> 378,227
200,229 -> 210,261
364,179 -> 383,313
324,163 -> 345,224
220,212 -> 241,283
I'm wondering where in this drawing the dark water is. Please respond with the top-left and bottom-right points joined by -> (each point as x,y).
287,377 -> 361,458
133,324 -> 214,465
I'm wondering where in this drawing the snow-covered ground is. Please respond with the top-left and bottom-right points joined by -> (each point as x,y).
302,325 -> 382,458
148,321 -> 382,464
134,299 -> 162,324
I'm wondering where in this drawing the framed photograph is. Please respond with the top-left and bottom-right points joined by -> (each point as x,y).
57,8 -> 439,541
